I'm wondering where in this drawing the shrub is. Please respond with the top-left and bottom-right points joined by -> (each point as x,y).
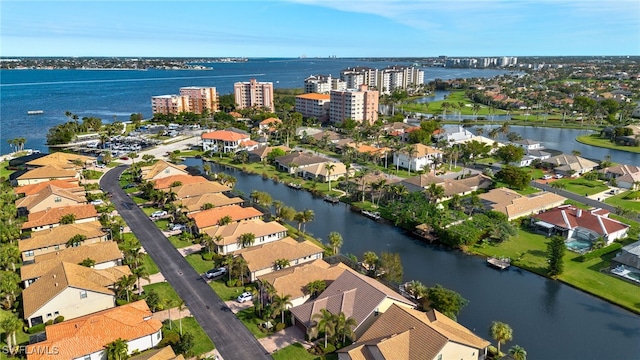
226,280 -> 236,287
27,323 -> 46,334
578,243 -> 623,262
158,331 -> 180,348
116,299 -> 129,306
54,315 -> 64,324
201,252 -> 214,261
262,172 -> 269,179
275,322 -> 286,332
45,320 -> 54,326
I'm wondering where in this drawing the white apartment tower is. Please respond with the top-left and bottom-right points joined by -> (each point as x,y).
304,75 -> 346,94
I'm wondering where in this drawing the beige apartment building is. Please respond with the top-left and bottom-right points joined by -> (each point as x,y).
151,94 -> 190,115
329,85 -> 379,125
179,86 -> 219,113
234,78 -> 274,111
295,93 -> 331,122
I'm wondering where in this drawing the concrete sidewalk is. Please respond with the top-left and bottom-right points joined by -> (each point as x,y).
152,306 -> 192,322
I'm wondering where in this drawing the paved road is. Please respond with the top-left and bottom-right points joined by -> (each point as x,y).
101,166 -> 271,360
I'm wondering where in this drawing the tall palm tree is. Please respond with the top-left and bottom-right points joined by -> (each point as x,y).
425,183 -> 446,204
363,251 -> 379,276
132,266 -> 150,295
104,338 -> 129,360
177,300 -> 186,336
305,280 -> 327,299
490,321 -> 513,355
312,308 -> 336,348
324,163 -> 336,192
335,312 -> 357,344
1,313 -> 22,356
233,257 -> 249,286
116,274 -> 137,302
274,258 -> 290,270
328,231 -> 343,255
237,232 -> 256,249
300,209 -> 315,233
509,345 -> 527,360
271,293 -> 293,324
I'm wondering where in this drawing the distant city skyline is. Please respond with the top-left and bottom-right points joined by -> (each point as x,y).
1,1 -> 639,58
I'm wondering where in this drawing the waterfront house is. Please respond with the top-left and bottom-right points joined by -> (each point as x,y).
300,161 -> 350,183
541,154 -> 599,176
19,220 -> 107,262
290,270 -> 416,339
599,164 -> 640,189
234,237 -> 324,282
248,145 -> 291,163
433,126 -> 474,144
23,262 -> 131,327
152,174 -> 208,190
393,143 -> 443,172
15,179 -> 83,197
25,152 -> 96,169
478,188 -> 566,221
15,183 -> 87,214
258,259 -> 354,307
163,180 -> 231,200
611,241 -> 640,273
140,159 -> 189,181
511,138 -> 543,150
16,164 -> 79,186
203,218 -> 288,255
189,204 -> 263,233
21,204 -> 99,233
337,304 -> 490,360
201,129 -> 257,153
532,205 -> 630,244
173,192 -> 244,214
21,242 -> 123,287
401,173 -> 483,201
274,152 -> 330,174
26,300 -> 163,360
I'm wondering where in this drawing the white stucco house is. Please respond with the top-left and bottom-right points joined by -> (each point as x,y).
393,143 -> 443,172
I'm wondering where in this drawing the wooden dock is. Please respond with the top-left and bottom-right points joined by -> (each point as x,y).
487,257 -> 511,270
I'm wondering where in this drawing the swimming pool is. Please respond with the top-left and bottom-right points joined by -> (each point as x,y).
566,239 -> 592,253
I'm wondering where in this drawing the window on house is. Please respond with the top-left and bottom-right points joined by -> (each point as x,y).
54,311 -> 59,316
47,313 -> 52,318
157,332 -> 161,340
25,250 -> 34,257
84,355 -> 91,360
80,290 -> 87,299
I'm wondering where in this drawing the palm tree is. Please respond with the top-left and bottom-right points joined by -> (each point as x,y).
490,321 -> 513,355
1,313 -> 22,356
274,258 -> 290,270
509,345 -> 527,360
104,338 -> 129,360
325,163 -> 336,192
271,293 -> 293,324
335,312 -> 357,344
116,274 -> 137,302
177,300 -> 186,336
305,280 -> 326,299
300,209 -> 315,234
60,213 -> 77,225
328,231 -> 343,255
363,251 -> 379,276
312,308 -> 336,348
132,266 -> 150,295
233,256 -> 249,286
164,298 -> 175,330
237,232 -> 256,249
66,234 -> 87,248
424,183 -> 446,204
218,215 -> 232,226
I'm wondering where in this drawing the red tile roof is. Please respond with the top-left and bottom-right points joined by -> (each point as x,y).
189,205 -> 263,229
15,179 -> 81,196
533,205 -> 629,236
201,130 -> 249,141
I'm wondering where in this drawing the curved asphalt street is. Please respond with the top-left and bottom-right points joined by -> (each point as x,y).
101,165 -> 271,360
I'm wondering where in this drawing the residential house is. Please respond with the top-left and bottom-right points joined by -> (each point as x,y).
26,300 -> 163,360
234,237 -> 324,282
300,161 -> 350,183
189,204 -> 263,233
478,188 -> 567,221
201,129 -> 257,153
338,304 -> 490,360
165,181 -> 232,200
599,164 -> 640,189
393,143 -> 443,172
152,174 -> 208,190
434,126 -> 474,144
25,152 -> 96,169
290,270 -> 416,339
15,183 -> 87,214
248,145 -> 291,163
15,179 -> 82,197
514,150 -> 552,167
612,241 -> 640,273
541,154 -> 599,176
532,205 -> 630,244
21,242 -> 123,287
311,130 -> 342,145
455,135 -> 504,154
203,218 -> 288,255
258,117 -> 282,136
174,192 -> 244,214
295,126 -> 323,139
400,173 -> 480,201
140,160 -> 189,181
23,262 -> 131,327
19,221 -> 108,262
455,174 -> 494,191
275,152 -> 330,174
511,138 -> 543,150
16,164 -> 79,186
21,204 -> 99,233
258,259 -> 353,307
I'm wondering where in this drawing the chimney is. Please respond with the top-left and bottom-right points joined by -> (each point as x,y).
577,209 -> 583,218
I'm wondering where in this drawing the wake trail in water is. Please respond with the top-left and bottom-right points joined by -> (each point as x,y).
0,73 -> 267,87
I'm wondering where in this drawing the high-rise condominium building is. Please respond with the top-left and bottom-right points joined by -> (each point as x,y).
151,95 -> 190,115
340,66 -> 424,94
295,93 -> 331,122
304,75 -> 346,94
233,79 -> 275,112
329,85 -> 379,125
179,87 -> 219,114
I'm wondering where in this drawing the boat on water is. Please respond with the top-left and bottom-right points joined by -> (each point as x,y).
361,210 -> 381,221
487,257 -> 511,270
323,195 -> 340,204
27,110 -> 44,115
287,183 -> 302,190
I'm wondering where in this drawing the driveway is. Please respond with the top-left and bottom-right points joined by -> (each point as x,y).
101,166 -> 271,360
258,326 -> 310,354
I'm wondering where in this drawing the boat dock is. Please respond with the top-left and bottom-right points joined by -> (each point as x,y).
487,257 -> 511,270
323,195 -> 340,204
361,210 -> 381,221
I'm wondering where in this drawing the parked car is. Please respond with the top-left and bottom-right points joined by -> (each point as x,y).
150,210 -> 168,218
542,174 -> 553,180
123,183 -> 136,189
96,163 -> 106,168
169,223 -> 185,231
90,199 -> 104,205
554,174 -> 564,179
205,267 -> 227,279
236,292 -> 253,303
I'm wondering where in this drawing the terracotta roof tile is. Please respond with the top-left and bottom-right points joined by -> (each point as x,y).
204,219 -> 287,246
234,237 -> 324,273
189,205 -> 263,230
26,153 -> 96,167
21,205 -> 99,230
259,117 -> 282,125
26,300 -> 162,360
18,221 -> 105,252
152,174 -> 208,190
201,130 -> 250,141
296,93 -> 331,101
15,184 -> 87,211
174,193 -> 244,213
533,205 -> 630,236
15,179 -> 82,196
140,160 -> 188,180
168,181 -> 232,199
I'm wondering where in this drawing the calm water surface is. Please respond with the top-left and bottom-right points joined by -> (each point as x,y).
183,159 -> 640,360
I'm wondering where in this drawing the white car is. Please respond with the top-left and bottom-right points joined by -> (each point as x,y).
554,174 -> 564,179
169,223 -> 185,231
236,292 -> 253,303
150,210 -> 168,218
90,199 -> 104,205
205,267 -> 227,279
542,175 -> 553,180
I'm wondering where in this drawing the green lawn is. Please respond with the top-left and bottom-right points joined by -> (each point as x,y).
209,279 -> 250,302
167,234 -> 195,249
163,317 -> 215,356
554,178 -> 609,196
471,228 -> 640,313
235,307 -> 269,339
82,169 -> 103,180
143,282 -> 182,307
185,252 -> 215,274
576,134 -> 640,154
273,343 -> 337,360
0,309 -> 30,347
142,254 -> 160,275
0,160 -> 15,180
605,191 -> 640,212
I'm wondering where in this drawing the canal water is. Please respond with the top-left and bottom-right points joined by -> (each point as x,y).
183,158 -> 640,360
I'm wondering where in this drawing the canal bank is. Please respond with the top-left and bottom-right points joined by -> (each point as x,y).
183,158 -> 640,360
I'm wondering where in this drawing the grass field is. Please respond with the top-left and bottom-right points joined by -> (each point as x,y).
167,234 -> 195,249
0,160 -> 15,180
576,134 -> 640,154
209,279 -> 250,302
471,228 -> 640,313
235,307 -> 269,339
605,191 -> 640,212
272,343 -> 338,360
554,178 -> 609,196
142,254 -> 160,275
163,317 -> 215,356
185,252 -> 215,274
143,282 -> 182,307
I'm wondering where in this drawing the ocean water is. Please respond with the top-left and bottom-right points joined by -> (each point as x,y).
0,58 -> 510,154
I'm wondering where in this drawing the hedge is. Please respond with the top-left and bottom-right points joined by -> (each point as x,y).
577,243 -> 623,262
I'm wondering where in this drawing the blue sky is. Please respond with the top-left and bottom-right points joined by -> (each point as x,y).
2,0 -> 639,57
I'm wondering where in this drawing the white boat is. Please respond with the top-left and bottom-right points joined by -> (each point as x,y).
27,110 -> 44,115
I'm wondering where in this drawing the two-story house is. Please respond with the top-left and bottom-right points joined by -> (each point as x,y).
204,218 -> 288,255
393,143 -> 444,172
